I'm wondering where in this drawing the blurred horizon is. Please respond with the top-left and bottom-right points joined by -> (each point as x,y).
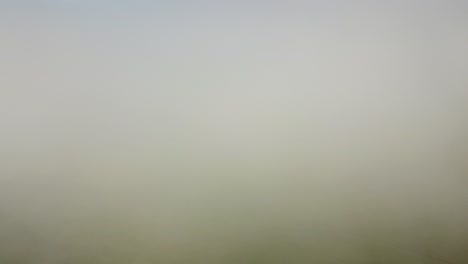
1,1 -> 468,263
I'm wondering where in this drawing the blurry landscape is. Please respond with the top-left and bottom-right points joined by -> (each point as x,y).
1,1 -> 468,263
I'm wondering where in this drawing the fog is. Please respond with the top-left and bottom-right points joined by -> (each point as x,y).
1,1 -> 468,263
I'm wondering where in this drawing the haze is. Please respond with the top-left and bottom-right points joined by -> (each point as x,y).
1,1 -> 467,263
